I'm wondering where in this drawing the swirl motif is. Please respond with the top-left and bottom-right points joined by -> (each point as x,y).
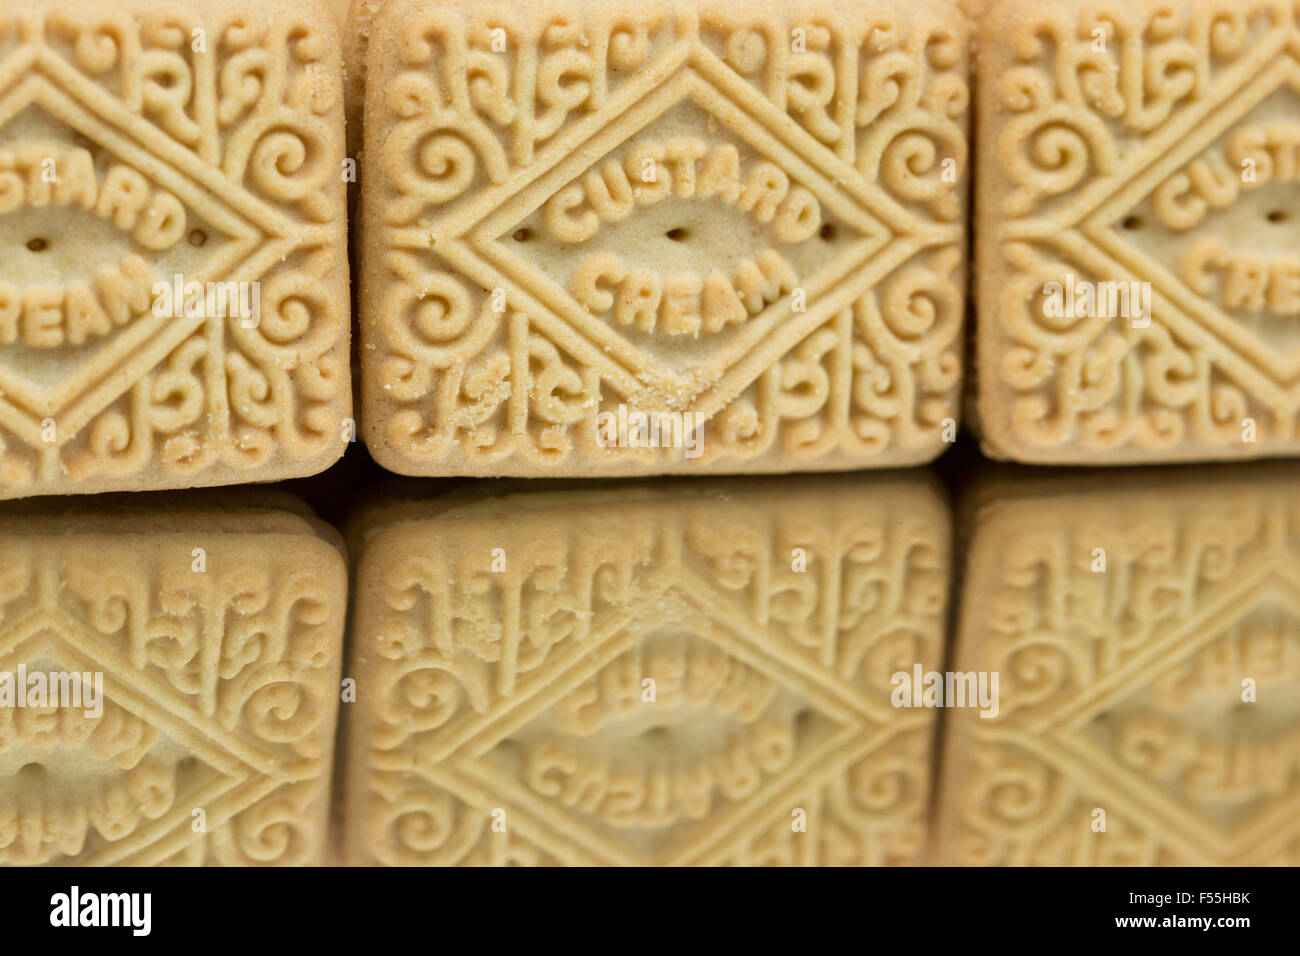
362,1 -> 969,475
219,784 -> 317,865
980,0 -> 1299,459
239,679 -> 320,744
369,787 -> 484,866
0,4 -> 347,495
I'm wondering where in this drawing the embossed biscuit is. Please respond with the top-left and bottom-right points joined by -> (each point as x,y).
976,0 -> 1300,464
0,0 -> 350,498
343,475 -> 949,865
0,498 -> 346,865
935,467 -> 1300,865
358,0 -> 969,477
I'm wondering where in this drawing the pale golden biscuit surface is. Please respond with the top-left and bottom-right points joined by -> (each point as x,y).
343,476 -> 949,865
359,0 -> 969,477
0,0 -> 351,498
937,467 -> 1300,865
0,500 -> 347,865
328,0 -> 353,29
977,0 -> 1300,464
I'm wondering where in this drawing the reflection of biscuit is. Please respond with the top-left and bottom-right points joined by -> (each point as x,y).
358,0 -> 969,477
0,0 -> 350,499
937,467 -> 1300,865
343,475 -> 949,865
976,0 -> 1300,465
0,497 -> 347,865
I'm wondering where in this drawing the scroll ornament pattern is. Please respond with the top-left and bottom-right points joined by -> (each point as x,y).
155,781 -> 325,866
352,489 -> 946,865
361,726 -> 931,866
977,498 -> 1265,723
951,740 -> 1177,866
366,2 -> 968,472
732,729 -> 932,866
0,4 -> 347,492
985,0 -> 1300,455
0,538 -> 341,865
995,243 -> 1251,451
948,485 -> 1300,865
950,728 -> 1300,865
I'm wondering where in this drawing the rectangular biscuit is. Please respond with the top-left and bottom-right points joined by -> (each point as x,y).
358,0 -> 969,477
0,0 -> 351,498
935,466 -> 1300,865
976,0 -> 1300,464
342,475 -> 949,865
0,496 -> 347,865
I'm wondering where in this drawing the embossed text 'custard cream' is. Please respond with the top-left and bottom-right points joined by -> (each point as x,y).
976,0 -> 1300,465
0,0 -> 350,499
359,0 -> 969,477
0,499 -> 347,865
342,475 -> 950,865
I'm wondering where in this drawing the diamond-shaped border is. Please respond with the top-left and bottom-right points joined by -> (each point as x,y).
0,42 -> 312,445
396,38 -> 948,408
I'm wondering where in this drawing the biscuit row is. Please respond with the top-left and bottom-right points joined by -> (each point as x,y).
1,467 -> 1296,865
1,0 -> 1293,498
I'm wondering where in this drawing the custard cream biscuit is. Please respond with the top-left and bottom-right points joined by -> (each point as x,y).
977,0 -> 1300,464
343,475 -> 949,865
0,0 -> 351,498
359,0 -> 970,477
0,497 -> 347,865
936,466 -> 1300,865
